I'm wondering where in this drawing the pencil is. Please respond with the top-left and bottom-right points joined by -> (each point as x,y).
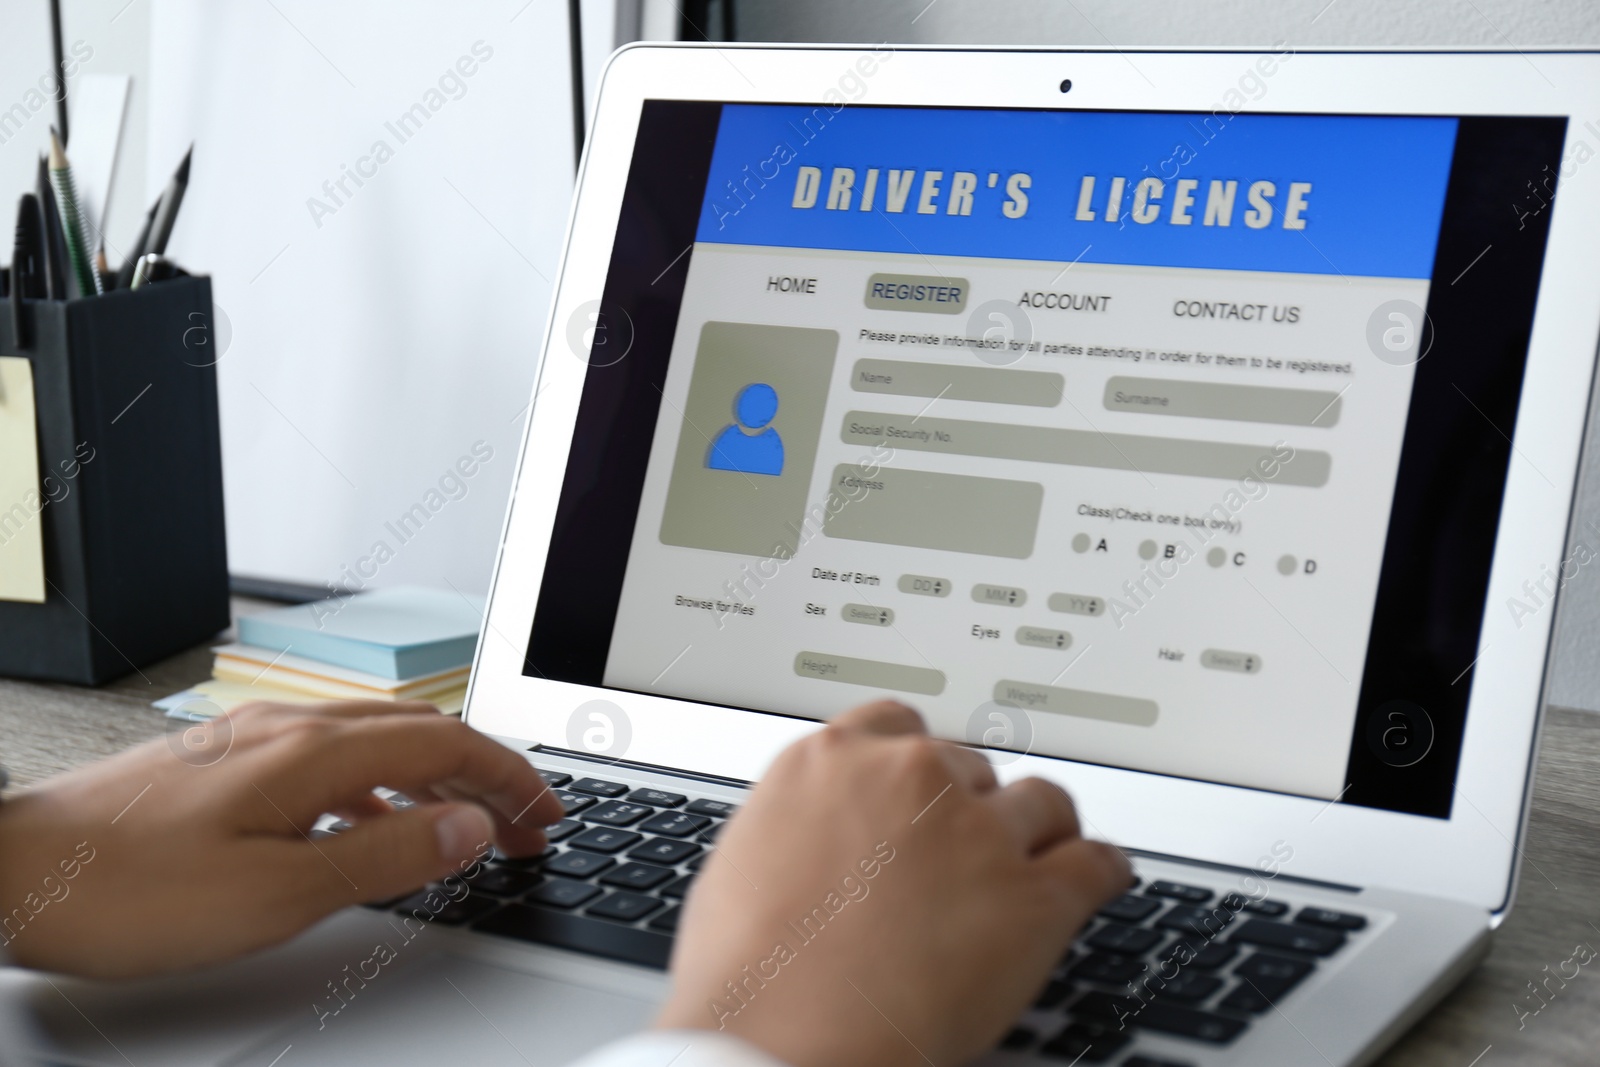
47,127 -> 102,297
35,155 -> 66,299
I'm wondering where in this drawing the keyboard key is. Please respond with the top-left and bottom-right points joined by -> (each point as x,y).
1155,904 -> 1234,938
587,891 -> 665,922
685,798 -> 739,818
1039,1021 -> 1130,1062
545,851 -> 616,879
1218,983 -> 1276,1014
527,878 -> 602,909
600,862 -> 676,892
1232,919 -> 1346,957
1085,924 -> 1164,955
1072,992 -> 1247,1043
1068,953 -> 1146,984
660,874 -> 696,899
640,811 -> 713,838
1242,898 -> 1289,918
536,768 -> 573,787
1146,880 -> 1213,904
475,903 -> 672,969
629,838 -> 702,866
697,822 -> 725,843
1034,979 -> 1072,1009
1163,940 -> 1238,972
553,791 -> 596,815
999,1027 -> 1036,1051
569,777 -> 629,798
582,801 -> 653,826
1222,895 -> 1286,921
387,792 -> 417,809
1099,893 -> 1161,923
1296,907 -> 1367,931
492,845 -> 557,870
394,890 -> 499,926
685,854 -> 708,872
1234,952 -> 1315,995
648,905 -> 682,933
543,819 -> 583,842
1152,970 -> 1222,1004
627,788 -> 687,808
465,867 -> 543,897
569,828 -> 644,854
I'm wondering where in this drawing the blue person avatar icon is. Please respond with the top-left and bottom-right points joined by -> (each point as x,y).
707,383 -> 784,476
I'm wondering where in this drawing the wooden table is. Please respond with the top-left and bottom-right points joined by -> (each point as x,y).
2,600 -> 1598,1066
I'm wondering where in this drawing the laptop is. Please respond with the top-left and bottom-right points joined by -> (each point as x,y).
11,44 -> 1600,1067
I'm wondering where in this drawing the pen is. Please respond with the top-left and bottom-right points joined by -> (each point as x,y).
35,155 -> 66,300
145,145 -> 193,258
129,254 -> 173,290
11,194 -> 41,349
116,196 -> 158,291
48,127 -> 101,297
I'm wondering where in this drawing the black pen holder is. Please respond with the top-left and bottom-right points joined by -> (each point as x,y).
0,276 -> 229,684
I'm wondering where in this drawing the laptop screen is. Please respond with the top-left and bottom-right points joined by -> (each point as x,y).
525,100 -> 1567,820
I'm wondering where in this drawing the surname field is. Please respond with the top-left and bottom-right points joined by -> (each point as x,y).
1103,375 -> 1342,427
841,411 -> 1330,487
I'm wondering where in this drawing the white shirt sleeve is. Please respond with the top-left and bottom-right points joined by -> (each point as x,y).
563,1030 -> 791,1067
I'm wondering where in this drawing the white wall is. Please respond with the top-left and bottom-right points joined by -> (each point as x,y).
147,0 -> 579,598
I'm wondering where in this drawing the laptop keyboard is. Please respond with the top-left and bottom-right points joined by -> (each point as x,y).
343,770 -> 1370,1063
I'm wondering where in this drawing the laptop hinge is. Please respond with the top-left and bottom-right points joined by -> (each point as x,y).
1125,846 -> 1363,894
529,743 -> 753,790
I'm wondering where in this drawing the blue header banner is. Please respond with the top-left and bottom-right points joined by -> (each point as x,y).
695,105 -> 1459,279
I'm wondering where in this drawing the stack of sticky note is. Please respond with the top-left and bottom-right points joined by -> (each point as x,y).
157,586 -> 484,721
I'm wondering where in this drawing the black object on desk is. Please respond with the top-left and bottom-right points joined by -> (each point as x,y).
0,276 -> 229,684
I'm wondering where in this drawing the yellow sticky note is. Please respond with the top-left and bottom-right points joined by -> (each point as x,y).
0,356 -> 46,603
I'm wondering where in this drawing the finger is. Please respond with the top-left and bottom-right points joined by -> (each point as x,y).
937,741 -> 998,794
288,801 -> 506,914
986,777 -> 1082,854
1035,836 -> 1134,912
248,716 -> 562,853
332,792 -> 394,820
829,700 -> 925,737
275,700 -> 442,720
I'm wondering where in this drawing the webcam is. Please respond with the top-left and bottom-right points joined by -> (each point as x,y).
1059,78 -> 1073,93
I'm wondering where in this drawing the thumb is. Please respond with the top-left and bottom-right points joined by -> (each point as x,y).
315,802 -> 499,906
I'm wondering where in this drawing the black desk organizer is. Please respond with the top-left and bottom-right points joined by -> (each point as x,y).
0,276 -> 229,684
